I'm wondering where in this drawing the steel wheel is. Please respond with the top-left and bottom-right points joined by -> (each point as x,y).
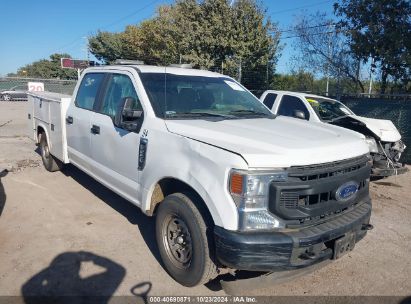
41,138 -> 51,164
162,214 -> 193,269
39,133 -> 63,172
155,192 -> 218,286
2,94 -> 11,101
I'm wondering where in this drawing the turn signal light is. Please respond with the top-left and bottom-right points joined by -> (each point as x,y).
230,173 -> 243,194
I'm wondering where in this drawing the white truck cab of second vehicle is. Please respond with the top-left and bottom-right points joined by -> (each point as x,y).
260,90 -> 407,178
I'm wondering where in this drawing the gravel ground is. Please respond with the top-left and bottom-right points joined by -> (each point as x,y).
0,102 -> 410,301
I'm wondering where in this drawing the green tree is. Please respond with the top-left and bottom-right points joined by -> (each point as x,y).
88,0 -> 281,91
334,0 -> 411,93
88,32 -> 124,63
16,54 -> 77,79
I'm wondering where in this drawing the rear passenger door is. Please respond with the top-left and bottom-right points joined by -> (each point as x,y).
89,72 -> 144,206
66,73 -> 105,170
277,95 -> 310,120
261,92 -> 278,110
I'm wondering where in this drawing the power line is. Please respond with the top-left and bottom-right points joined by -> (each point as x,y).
280,30 -> 337,40
277,22 -> 336,34
53,0 -> 160,55
101,0 -> 160,30
268,0 -> 334,15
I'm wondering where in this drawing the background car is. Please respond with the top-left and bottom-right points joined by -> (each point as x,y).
260,90 -> 408,179
0,85 -> 28,101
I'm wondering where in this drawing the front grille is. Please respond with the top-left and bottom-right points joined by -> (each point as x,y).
280,179 -> 367,209
280,191 -> 300,209
269,154 -> 371,227
288,154 -> 369,182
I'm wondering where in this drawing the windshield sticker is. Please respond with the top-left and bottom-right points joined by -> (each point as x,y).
224,80 -> 245,91
165,111 -> 176,115
306,98 -> 319,105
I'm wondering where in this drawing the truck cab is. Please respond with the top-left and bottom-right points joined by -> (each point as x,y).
260,90 -> 407,178
28,65 -> 373,287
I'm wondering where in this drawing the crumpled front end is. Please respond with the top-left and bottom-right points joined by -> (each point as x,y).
329,115 -> 408,178
372,140 -> 408,177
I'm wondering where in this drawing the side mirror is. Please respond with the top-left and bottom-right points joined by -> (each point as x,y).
114,97 -> 143,132
293,110 -> 306,120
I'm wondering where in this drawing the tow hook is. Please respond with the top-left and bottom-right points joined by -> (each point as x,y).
361,223 -> 374,231
299,251 -> 317,260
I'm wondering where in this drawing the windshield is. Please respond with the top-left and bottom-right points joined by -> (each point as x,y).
305,96 -> 354,121
139,72 -> 273,120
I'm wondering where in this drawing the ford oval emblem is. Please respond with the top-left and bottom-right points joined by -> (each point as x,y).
335,181 -> 359,201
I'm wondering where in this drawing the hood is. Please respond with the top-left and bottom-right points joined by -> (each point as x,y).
165,116 -> 369,168
352,115 -> 401,142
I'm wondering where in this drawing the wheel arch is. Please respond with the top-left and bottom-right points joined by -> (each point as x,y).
36,124 -> 50,147
145,177 -> 219,227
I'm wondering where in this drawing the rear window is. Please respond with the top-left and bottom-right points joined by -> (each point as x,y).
75,73 -> 105,110
262,93 -> 277,109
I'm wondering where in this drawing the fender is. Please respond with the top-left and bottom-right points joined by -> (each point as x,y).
142,173 -> 225,228
36,121 -> 51,149
139,129 -> 247,230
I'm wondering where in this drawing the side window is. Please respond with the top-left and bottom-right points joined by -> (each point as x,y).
75,73 -> 104,110
262,93 -> 278,109
278,95 -> 310,120
100,74 -> 143,118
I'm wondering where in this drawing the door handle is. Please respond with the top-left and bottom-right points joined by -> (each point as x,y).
66,116 -> 73,124
91,125 -> 100,134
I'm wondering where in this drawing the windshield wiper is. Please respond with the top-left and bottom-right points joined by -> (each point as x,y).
328,115 -> 349,122
228,109 -> 274,118
165,111 -> 235,119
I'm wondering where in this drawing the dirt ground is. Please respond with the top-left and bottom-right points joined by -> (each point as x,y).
0,102 -> 410,300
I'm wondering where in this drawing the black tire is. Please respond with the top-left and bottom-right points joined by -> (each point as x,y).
39,133 -> 63,172
2,94 -> 11,101
155,192 -> 218,287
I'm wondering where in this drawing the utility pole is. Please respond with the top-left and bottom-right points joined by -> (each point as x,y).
368,57 -> 374,97
325,23 -> 333,96
336,38 -> 344,99
238,57 -> 242,83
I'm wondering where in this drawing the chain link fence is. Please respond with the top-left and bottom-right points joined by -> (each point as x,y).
339,96 -> 411,164
0,77 -> 77,100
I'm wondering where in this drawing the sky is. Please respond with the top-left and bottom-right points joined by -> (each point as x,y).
0,0 -> 335,76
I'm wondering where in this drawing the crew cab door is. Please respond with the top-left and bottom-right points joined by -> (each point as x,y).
261,92 -> 279,110
275,95 -> 310,121
66,73 -> 105,170
89,72 -> 144,206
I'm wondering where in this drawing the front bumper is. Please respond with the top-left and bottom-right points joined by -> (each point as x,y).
371,164 -> 408,177
214,200 -> 371,272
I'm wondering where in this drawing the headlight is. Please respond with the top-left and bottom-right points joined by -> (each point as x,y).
365,137 -> 379,153
229,169 -> 287,231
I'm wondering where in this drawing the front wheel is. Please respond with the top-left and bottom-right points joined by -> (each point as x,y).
2,94 -> 11,101
39,133 -> 63,172
155,192 -> 218,287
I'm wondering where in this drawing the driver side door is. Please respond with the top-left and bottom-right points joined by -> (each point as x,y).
90,72 -> 144,206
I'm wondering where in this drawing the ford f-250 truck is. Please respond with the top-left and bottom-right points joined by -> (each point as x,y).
27,63 -> 373,287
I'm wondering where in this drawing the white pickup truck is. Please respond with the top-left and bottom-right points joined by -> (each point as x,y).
28,63 -> 373,287
260,90 -> 408,179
